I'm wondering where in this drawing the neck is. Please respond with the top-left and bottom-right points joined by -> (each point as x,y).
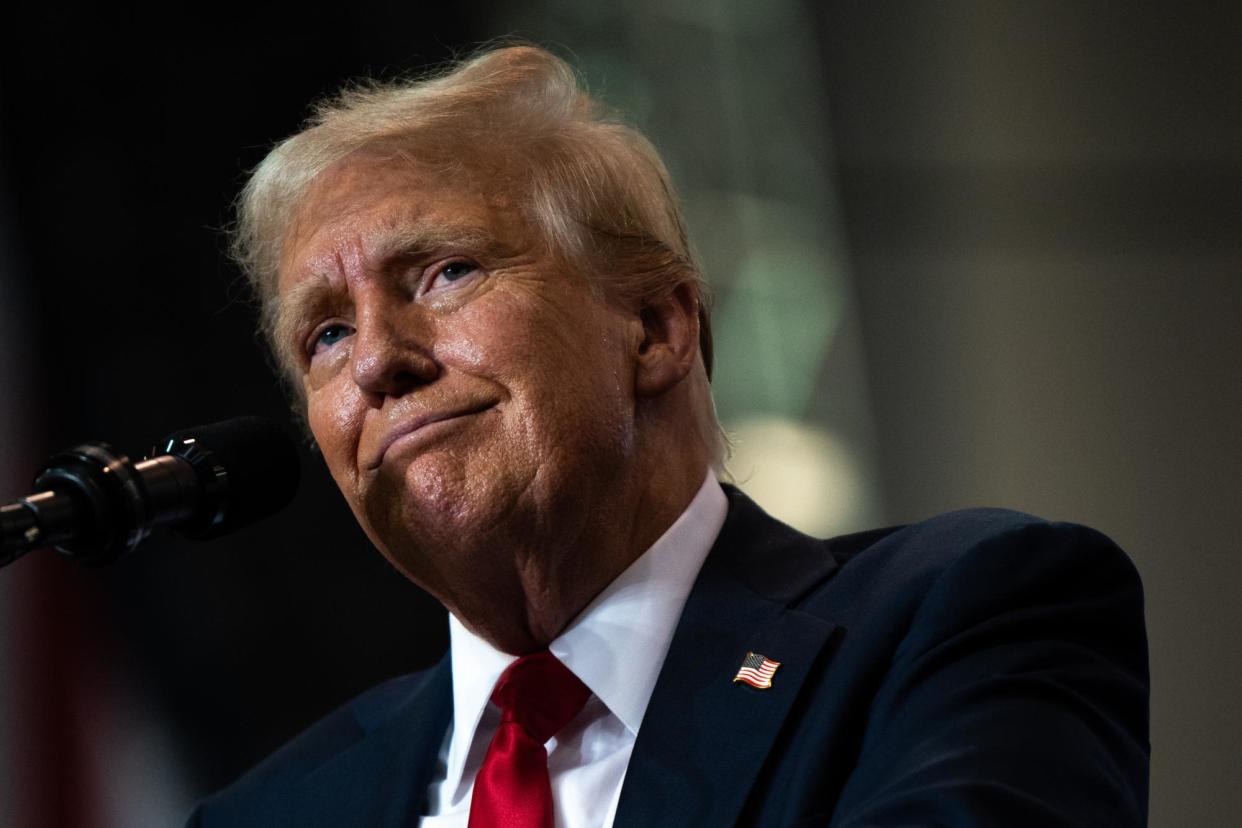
451,447 -> 711,655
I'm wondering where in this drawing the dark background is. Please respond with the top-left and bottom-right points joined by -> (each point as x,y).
0,7 -> 481,819
1,4 -> 1239,826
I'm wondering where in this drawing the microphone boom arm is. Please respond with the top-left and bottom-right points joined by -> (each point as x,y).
1,416 -> 298,569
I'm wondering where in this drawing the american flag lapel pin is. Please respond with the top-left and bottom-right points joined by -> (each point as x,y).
733,651 -> 781,689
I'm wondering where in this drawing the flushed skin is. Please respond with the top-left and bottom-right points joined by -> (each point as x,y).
277,152 -> 711,654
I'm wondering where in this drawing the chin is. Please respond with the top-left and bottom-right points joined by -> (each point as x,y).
366,451 -> 530,549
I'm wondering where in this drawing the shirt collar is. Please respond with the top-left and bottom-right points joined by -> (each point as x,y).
443,471 -> 728,787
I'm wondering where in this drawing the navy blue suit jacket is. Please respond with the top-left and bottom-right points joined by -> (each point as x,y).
188,487 -> 1149,826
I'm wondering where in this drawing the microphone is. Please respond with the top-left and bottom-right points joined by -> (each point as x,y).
1,416 -> 300,568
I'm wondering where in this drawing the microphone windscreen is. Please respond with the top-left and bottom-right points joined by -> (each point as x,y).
161,416 -> 301,538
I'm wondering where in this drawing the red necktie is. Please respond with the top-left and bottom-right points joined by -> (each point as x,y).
467,651 -> 591,828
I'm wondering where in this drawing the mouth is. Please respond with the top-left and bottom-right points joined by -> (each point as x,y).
365,402 -> 496,470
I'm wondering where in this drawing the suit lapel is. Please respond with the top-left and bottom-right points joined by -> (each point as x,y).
289,655 -> 452,828
615,489 -> 840,827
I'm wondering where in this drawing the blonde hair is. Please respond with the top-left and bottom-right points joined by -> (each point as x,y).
233,44 -> 724,463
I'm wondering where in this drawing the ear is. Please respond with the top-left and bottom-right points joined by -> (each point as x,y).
634,283 -> 701,398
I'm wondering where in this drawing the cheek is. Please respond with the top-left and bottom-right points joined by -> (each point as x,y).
307,379 -> 367,484
520,330 -> 635,449
445,290 -> 615,376
432,323 -> 489,370
437,289 -> 636,456
306,340 -> 351,391
431,287 -> 538,370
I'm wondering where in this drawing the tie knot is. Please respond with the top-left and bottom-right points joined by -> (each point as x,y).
491,651 -> 591,743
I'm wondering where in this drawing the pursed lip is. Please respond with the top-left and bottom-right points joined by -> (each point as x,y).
364,401 -> 496,470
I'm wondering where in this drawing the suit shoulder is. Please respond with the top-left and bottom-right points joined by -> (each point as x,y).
837,506 -> 1130,576
818,510 -> 1149,824
718,489 -> 1136,609
189,668 -> 438,825
805,507 -> 1140,624
348,669 -> 434,732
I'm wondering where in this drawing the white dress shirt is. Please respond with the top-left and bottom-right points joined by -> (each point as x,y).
420,471 -> 728,827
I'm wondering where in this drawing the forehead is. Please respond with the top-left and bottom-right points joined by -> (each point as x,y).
277,152 -> 528,292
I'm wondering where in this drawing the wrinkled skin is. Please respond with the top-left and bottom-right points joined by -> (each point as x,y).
276,153 -> 708,653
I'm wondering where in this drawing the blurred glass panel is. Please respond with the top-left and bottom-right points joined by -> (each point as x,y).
494,0 -> 883,532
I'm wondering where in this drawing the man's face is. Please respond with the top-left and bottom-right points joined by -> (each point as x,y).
276,154 -> 641,610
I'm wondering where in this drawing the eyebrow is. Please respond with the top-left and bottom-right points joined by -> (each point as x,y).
373,222 -> 506,263
271,219 -> 521,364
272,277 -> 341,367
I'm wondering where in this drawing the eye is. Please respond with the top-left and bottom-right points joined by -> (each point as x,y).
307,322 -> 353,357
426,259 -> 480,292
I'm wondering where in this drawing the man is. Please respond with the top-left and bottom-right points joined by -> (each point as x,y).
189,46 -> 1149,826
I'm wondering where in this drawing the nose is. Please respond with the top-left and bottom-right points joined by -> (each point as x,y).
350,299 -> 440,397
